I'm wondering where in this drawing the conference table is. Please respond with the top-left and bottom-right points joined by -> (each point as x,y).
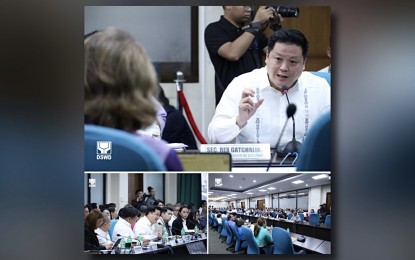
289,232 -> 330,254
237,214 -> 331,241
89,236 -> 207,254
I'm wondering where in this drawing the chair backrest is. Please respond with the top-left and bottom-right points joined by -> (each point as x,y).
220,217 -> 228,237
299,213 -> 305,222
309,213 -> 320,225
225,221 -> 234,244
230,224 -> 242,251
287,213 -> 293,220
212,215 -> 218,227
84,124 -> 166,171
241,225 -> 260,254
296,110 -> 331,171
325,215 -> 331,226
272,227 -> 295,254
108,219 -> 118,240
310,71 -> 331,86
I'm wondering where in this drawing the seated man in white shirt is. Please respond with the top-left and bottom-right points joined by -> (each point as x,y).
95,215 -> 114,248
155,207 -> 173,236
133,206 -> 162,239
208,28 -> 331,156
111,205 -> 139,242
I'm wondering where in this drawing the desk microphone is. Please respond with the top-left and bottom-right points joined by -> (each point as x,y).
266,103 -> 297,171
281,86 -> 301,157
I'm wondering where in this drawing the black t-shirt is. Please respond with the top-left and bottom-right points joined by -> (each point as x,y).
204,16 -> 268,100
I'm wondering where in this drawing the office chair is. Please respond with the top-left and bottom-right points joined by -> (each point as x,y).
240,226 -> 260,254
230,224 -> 247,253
325,215 -> 331,226
310,71 -> 331,86
84,124 -> 166,171
296,110 -> 331,171
287,213 -> 293,220
272,227 -> 305,254
299,213 -> 305,222
308,213 -> 320,226
225,222 -> 234,245
220,217 -> 229,240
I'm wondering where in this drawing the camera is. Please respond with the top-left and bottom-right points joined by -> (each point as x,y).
273,6 -> 300,18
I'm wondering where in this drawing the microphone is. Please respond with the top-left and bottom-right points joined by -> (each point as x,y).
281,86 -> 302,157
266,103 -> 297,171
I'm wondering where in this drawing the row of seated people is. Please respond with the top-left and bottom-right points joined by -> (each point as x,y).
211,213 -> 306,254
84,202 -> 207,251
211,205 -> 331,224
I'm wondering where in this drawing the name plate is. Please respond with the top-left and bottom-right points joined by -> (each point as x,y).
200,144 -> 270,160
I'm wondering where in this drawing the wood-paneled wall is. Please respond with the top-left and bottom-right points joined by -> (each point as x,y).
264,6 -> 331,71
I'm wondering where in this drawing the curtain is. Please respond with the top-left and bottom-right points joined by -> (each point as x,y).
177,174 -> 201,208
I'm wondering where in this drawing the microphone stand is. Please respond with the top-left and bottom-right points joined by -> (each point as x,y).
280,87 -> 301,163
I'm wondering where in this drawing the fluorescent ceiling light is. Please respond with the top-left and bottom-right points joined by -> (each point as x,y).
229,175 -> 234,178
253,180 -> 256,183
267,187 -> 276,190
259,189 -> 267,192
312,174 -> 328,180
292,180 -> 304,184
246,192 -> 253,194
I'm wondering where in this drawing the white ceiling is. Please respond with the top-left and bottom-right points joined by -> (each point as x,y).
208,173 -> 331,202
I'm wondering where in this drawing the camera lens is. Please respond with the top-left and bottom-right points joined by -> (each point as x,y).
276,6 -> 299,17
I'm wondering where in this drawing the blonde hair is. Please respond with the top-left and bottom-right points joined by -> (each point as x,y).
84,27 -> 157,131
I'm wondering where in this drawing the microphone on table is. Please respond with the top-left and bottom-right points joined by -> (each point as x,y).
281,86 -> 302,157
266,103 -> 297,171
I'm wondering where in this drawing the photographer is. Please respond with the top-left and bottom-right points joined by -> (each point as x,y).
131,189 -> 145,210
205,6 -> 281,106
143,186 -> 157,207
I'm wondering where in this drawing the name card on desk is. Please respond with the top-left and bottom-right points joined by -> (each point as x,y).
200,144 -> 270,160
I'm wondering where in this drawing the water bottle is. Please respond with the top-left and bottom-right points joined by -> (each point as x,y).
194,226 -> 199,239
270,224 -> 273,231
120,238 -> 125,249
125,235 -> 132,249
181,227 -> 185,237
162,230 -> 168,244
138,233 -> 143,246
287,227 -> 290,233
